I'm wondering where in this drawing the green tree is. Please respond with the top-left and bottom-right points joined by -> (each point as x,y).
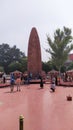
0,43 -> 26,73
0,66 -> 4,72
19,57 -> 27,72
8,61 -> 22,72
8,57 -> 27,73
67,62 -> 73,70
42,61 -> 53,73
46,27 -> 73,72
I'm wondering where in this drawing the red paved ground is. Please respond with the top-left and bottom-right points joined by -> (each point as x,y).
0,84 -> 73,130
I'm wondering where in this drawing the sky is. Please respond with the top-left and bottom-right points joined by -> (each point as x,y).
0,0 -> 73,62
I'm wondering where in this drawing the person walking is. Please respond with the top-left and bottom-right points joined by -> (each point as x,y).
15,75 -> 21,91
40,76 -> 44,89
2,73 -> 6,83
10,73 -> 15,92
50,77 -> 56,92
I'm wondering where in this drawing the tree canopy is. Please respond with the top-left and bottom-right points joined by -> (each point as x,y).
46,27 -> 73,72
0,43 -> 26,73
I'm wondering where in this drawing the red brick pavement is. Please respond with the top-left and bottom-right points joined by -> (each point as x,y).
0,84 -> 73,130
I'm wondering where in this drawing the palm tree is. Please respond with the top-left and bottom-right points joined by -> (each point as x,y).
46,27 -> 73,73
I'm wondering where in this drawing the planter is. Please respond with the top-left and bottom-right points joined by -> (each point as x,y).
67,95 -> 72,101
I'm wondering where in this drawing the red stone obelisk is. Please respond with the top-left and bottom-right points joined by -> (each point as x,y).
27,27 -> 42,77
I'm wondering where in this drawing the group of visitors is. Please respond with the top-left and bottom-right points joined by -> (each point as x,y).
62,72 -> 73,82
10,73 -> 21,92
0,71 -> 59,93
10,73 -> 45,92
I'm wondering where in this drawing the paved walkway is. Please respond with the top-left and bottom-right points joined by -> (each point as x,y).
0,84 -> 73,130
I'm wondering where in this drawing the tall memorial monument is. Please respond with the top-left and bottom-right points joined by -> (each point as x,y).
27,27 -> 42,77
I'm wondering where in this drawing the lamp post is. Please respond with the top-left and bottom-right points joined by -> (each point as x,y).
19,115 -> 24,130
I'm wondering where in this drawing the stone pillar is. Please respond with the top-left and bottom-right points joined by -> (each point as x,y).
27,27 -> 42,78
